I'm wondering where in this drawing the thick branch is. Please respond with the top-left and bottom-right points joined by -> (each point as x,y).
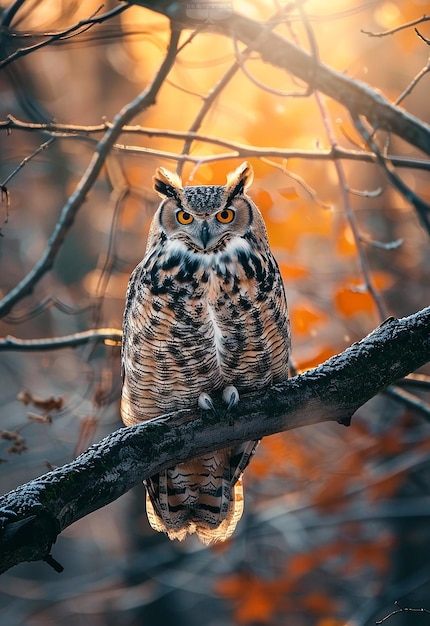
1,308 -> 429,574
125,2 -> 430,156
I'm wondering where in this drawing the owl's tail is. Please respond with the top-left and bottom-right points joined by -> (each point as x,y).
145,441 -> 259,544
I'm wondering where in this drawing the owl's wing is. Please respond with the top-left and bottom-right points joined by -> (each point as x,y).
144,439 -> 259,544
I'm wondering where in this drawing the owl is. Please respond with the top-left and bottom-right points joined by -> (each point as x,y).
121,162 -> 290,544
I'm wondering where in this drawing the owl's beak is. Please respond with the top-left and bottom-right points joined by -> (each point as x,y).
200,221 -> 210,249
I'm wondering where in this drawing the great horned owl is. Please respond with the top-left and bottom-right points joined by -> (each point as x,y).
121,162 -> 290,544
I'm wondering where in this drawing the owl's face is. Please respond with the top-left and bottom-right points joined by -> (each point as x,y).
151,162 -> 265,253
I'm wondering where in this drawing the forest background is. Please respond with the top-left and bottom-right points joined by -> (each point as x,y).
0,0 -> 430,624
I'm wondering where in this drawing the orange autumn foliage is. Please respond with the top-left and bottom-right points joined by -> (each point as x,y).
334,273 -> 394,317
296,346 -> 337,372
216,572 -> 296,624
290,304 -> 328,336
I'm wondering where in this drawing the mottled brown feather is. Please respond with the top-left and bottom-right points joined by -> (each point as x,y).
121,162 -> 290,544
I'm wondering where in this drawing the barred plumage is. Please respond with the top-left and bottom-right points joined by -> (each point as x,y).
121,162 -> 290,544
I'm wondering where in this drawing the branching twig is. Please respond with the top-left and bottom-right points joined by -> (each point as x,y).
395,56 -> 430,106
353,115 -> 430,236
2,117 -> 430,171
376,600 -> 430,624
318,95 -> 388,319
0,4 -> 130,69
416,28 -> 430,46
361,15 -> 430,38
0,137 -> 56,210
141,6 -> 430,157
177,61 -> 241,177
0,27 -> 181,319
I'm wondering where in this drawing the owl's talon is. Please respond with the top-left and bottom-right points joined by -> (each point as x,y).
198,392 -> 215,412
222,385 -> 239,410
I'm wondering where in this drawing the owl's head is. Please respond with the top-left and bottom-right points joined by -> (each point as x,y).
151,162 -> 266,253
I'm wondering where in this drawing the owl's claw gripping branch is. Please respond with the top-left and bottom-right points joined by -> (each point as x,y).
198,392 -> 216,412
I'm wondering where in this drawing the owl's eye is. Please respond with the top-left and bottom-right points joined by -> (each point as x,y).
216,208 -> 235,224
176,210 -> 194,225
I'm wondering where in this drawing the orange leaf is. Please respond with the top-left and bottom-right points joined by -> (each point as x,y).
336,224 -> 356,256
216,574 -> 283,624
317,619 -> 346,626
367,473 -> 406,504
266,204 -> 332,253
279,187 -> 299,200
290,304 -> 328,336
303,592 -> 337,615
288,553 -> 317,577
278,262 -> 309,280
334,285 -> 376,317
251,188 -> 274,211
235,585 -> 276,624
296,346 -> 337,371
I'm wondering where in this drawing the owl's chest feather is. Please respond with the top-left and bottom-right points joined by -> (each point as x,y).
145,235 -> 273,300
139,236 -> 281,366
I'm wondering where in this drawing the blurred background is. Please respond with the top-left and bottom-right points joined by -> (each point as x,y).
1,0 -> 430,624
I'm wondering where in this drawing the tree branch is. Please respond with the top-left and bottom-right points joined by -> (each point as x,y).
3,116 -> 429,172
0,328 -> 122,351
1,307 -> 429,574
0,26 -> 181,319
125,2 -> 430,156
0,4 -> 129,69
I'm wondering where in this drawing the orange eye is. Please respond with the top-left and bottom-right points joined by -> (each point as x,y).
216,208 -> 235,224
176,210 -> 194,225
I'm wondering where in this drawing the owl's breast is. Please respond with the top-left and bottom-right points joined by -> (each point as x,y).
121,249 -> 225,423
121,237 -> 289,424
206,237 -> 290,392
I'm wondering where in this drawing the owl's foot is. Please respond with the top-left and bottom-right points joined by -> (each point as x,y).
222,385 -> 240,410
198,392 -> 215,412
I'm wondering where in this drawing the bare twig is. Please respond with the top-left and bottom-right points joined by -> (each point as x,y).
0,137 -> 56,209
3,296 -> 94,324
359,235 -> 403,250
301,0 -> 388,320
353,115 -> 430,236
385,386 -> 430,420
0,328 -> 122,352
176,5 -> 296,177
0,27 -> 181,319
396,374 -> 430,391
376,600 -> 430,624
415,28 -> 430,46
315,91 -> 388,319
177,61 -> 241,177
2,117 -> 430,171
395,56 -> 430,106
0,4 -> 130,69
1,0 -> 28,27
361,15 -> 430,38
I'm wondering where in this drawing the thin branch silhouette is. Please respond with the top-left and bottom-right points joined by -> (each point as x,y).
0,27 -> 181,319
0,4 -> 130,69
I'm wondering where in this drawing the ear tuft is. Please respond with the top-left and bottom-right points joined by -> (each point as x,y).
225,162 -> 254,201
153,167 -> 183,201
